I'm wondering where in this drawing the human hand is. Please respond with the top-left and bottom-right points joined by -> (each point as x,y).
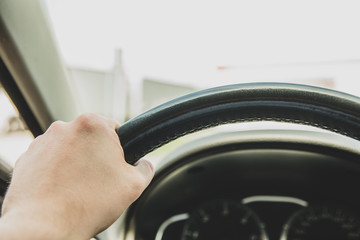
0,114 -> 154,239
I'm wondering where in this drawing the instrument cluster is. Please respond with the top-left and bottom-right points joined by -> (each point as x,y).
155,197 -> 360,240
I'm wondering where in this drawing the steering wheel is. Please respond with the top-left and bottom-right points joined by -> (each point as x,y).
117,83 -> 360,165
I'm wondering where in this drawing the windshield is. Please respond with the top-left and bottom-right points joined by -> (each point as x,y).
0,86 -> 33,167
43,0 -> 360,121
1,0 -> 360,167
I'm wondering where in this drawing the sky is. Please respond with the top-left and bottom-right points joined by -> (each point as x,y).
43,0 -> 360,87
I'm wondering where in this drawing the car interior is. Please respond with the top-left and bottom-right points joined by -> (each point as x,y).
1,1 -> 360,240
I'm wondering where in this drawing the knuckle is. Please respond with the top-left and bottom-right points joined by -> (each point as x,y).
48,120 -> 65,131
44,121 -> 66,135
74,113 -> 103,131
25,134 -> 45,154
142,160 -> 154,177
128,175 -> 147,197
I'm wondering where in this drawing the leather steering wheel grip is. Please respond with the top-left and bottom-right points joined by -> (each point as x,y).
117,83 -> 360,165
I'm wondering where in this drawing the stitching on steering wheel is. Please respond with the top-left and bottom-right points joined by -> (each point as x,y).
133,116 -> 358,160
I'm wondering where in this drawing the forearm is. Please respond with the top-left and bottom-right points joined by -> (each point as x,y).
0,207 -> 70,240
0,201 -> 83,240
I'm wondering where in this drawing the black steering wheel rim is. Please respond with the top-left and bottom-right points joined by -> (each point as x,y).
117,83 -> 360,165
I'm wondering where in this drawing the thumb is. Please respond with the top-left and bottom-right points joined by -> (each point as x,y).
134,159 -> 154,186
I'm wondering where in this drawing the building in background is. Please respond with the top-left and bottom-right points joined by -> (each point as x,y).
142,79 -> 196,112
67,49 -> 129,123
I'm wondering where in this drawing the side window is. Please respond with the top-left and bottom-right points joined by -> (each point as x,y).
0,84 -> 33,168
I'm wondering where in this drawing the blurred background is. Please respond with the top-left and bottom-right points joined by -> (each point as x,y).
1,0 -> 360,166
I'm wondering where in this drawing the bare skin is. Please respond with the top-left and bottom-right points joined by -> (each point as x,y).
0,114 -> 154,239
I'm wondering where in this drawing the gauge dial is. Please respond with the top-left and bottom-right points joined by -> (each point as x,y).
181,199 -> 268,240
281,205 -> 360,240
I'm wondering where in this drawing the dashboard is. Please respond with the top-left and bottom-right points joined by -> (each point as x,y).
118,129 -> 360,240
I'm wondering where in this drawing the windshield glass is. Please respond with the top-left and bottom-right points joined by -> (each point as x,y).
0,86 -> 33,167
43,0 -> 360,121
